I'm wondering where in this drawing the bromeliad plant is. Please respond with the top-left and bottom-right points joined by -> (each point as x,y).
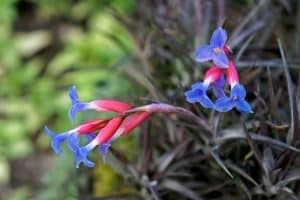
45,27 -> 253,168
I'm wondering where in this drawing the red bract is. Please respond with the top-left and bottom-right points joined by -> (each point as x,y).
91,100 -> 133,112
226,61 -> 239,86
76,118 -> 110,134
203,66 -> 223,83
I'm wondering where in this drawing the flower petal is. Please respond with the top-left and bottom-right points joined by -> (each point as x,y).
76,142 -> 96,168
236,100 -> 253,113
191,82 -> 205,90
212,51 -> 229,68
198,95 -> 215,109
44,126 -> 69,155
68,86 -> 90,122
65,133 -> 96,168
99,141 -> 112,163
231,84 -> 246,99
211,75 -> 226,98
210,27 -> 227,48
85,134 -> 96,142
69,85 -> 79,105
184,90 -> 201,103
66,133 -> 80,152
215,97 -> 235,112
195,45 -> 214,62
185,83 -> 208,103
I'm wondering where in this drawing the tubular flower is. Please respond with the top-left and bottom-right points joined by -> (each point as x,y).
44,118 -> 109,155
45,86 -> 151,168
68,86 -> 133,122
75,111 -> 151,167
186,27 -> 253,113
74,116 -> 123,168
195,27 -> 229,68
215,61 -> 253,113
185,66 -> 223,108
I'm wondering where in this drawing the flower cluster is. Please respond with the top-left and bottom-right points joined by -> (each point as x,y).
185,27 -> 252,113
45,86 -> 151,168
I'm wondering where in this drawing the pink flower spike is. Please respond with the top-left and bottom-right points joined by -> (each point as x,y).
119,111 -> 151,137
94,117 -> 123,144
91,100 -> 133,113
203,66 -> 224,83
226,61 -> 239,86
76,118 -> 110,134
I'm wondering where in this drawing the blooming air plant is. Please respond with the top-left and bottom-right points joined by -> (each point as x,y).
45,86 -> 208,168
185,27 -> 253,113
45,27 -> 252,168
45,86 -> 151,168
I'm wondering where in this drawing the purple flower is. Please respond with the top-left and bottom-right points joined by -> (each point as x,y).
184,82 -> 215,109
195,27 -> 229,68
215,83 -> 253,113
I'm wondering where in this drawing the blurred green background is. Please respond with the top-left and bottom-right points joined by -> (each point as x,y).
0,0 -> 138,199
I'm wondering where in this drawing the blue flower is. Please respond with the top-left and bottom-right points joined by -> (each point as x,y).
84,134 -> 112,163
184,82 -> 215,109
195,27 -> 229,68
44,126 -> 71,155
215,83 -> 253,113
69,85 -> 90,123
67,134 -> 95,168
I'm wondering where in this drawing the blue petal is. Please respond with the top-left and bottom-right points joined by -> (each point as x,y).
210,27 -> 227,48
66,133 -> 95,168
68,86 -> 89,122
185,90 -> 199,103
211,75 -> 226,98
198,95 -> 215,109
195,45 -> 214,62
236,100 -> 253,113
99,141 -> 112,163
215,97 -> 235,112
212,51 -> 229,68
185,88 -> 207,103
85,134 -> 96,142
76,146 -> 95,168
44,126 -> 69,155
231,84 -> 246,99
66,133 -> 80,152
185,82 -> 208,103
69,85 -> 79,105
191,82 -> 207,90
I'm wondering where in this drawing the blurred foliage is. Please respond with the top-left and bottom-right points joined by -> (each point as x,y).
0,0 -> 137,199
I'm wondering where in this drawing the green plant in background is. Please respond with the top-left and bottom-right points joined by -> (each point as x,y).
0,0 -> 137,199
